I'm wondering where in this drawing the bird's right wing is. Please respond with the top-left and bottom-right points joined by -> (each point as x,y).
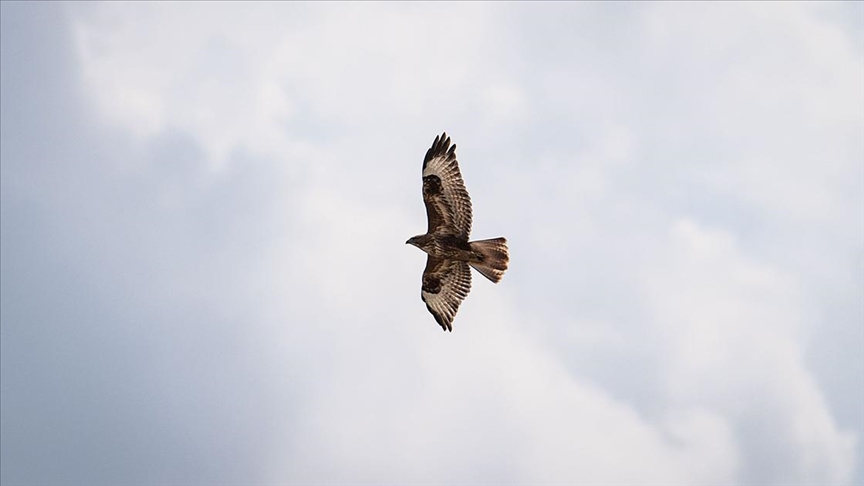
421,256 -> 472,332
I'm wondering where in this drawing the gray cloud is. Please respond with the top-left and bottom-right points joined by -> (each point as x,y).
2,2 -> 861,485
2,4 -> 301,484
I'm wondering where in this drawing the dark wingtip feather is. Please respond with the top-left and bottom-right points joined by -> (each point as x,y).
426,302 -> 451,332
423,131 -> 455,169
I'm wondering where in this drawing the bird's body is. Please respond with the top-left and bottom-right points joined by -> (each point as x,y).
406,132 -> 509,332
408,233 -> 478,262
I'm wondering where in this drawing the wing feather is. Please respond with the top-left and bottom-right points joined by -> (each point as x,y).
422,133 -> 473,238
421,257 -> 472,332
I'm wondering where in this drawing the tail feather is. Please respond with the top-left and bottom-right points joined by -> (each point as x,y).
469,237 -> 509,283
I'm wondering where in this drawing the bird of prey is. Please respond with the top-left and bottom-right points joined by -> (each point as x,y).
406,132 -> 509,332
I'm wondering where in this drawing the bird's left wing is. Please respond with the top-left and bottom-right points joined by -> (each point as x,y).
421,256 -> 472,332
422,132 -> 473,239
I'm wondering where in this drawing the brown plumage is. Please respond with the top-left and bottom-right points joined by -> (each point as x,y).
406,132 -> 509,332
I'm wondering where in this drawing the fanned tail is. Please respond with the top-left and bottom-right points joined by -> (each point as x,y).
468,237 -> 509,283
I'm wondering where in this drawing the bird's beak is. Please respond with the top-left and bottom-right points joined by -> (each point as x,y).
405,239 -> 411,245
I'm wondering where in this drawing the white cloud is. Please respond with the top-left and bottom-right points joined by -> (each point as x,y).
4,2 -> 860,485
259,274 -> 741,485
642,219 -> 857,484
480,83 -> 530,126
71,2 -> 505,167
639,2 -> 864,225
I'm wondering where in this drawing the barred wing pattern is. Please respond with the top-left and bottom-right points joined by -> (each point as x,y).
422,133 -> 473,239
421,257 -> 472,332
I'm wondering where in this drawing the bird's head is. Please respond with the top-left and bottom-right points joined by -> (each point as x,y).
406,235 -> 422,248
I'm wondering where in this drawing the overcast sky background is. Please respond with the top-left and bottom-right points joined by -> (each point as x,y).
1,2 -> 862,485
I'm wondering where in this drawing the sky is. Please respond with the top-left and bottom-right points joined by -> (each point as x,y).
1,2 -> 862,485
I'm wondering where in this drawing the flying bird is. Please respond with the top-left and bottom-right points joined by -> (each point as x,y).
406,132 -> 509,332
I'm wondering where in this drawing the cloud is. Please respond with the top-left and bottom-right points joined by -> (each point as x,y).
644,219 -> 856,484
2,2 -> 861,485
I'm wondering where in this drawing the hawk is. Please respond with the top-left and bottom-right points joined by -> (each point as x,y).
406,132 -> 509,332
